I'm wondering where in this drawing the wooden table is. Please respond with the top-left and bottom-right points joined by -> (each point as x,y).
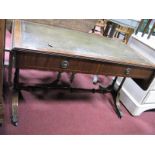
10,20 -> 155,126
0,20 -> 5,125
103,19 -> 138,38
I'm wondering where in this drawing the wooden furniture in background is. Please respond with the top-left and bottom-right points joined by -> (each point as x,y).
92,19 -> 107,34
147,22 -> 155,39
135,19 -> 155,39
113,26 -> 134,44
135,19 -> 145,35
10,20 -> 155,126
103,20 -> 116,37
141,19 -> 152,37
0,19 -> 5,125
103,19 -> 138,42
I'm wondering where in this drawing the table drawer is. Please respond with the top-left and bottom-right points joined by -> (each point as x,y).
99,63 -> 153,79
15,51 -> 153,79
16,52 -> 100,74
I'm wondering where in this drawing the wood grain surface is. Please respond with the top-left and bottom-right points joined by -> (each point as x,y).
11,19 -> 155,88
12,20 -> 155,69
15,51 -> 153,79
24,19 -> 97,33
0,19 -> 5,124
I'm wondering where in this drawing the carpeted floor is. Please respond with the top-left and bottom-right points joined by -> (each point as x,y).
0,30 -> 155,135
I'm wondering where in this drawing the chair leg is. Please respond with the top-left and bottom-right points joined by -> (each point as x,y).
113,31 -> 116,38
142,19 -> 152,37
147,23 -> 155,39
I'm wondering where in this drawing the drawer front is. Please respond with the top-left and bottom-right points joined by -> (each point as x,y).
15,52 -> 153,79
99,63 -> 153,79
16,52 -> 100,74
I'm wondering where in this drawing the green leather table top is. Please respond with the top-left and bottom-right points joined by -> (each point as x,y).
12,20 -> 155,69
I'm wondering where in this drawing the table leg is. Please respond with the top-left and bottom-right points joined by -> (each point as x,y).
109,23 -> 117,38
12,71 -> 126,123
0,98 -> 4,126
112,77 -> 126,118
11,90 -> 19,126
103,21 -> 112,36
0,72 -> 3,126
70,73 -> 75,83
99,76 -> 125,118
51,72 -> 61,85
8,51 -> 13,86
51,72 -> 70,87
11,68 -> 19,126
111,76 -> 118,88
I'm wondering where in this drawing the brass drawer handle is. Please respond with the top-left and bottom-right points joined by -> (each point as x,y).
61,60 -> 69,69
125,68 -> 131,75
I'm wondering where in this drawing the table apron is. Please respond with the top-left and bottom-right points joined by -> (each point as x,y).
14,52 -> 153,79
